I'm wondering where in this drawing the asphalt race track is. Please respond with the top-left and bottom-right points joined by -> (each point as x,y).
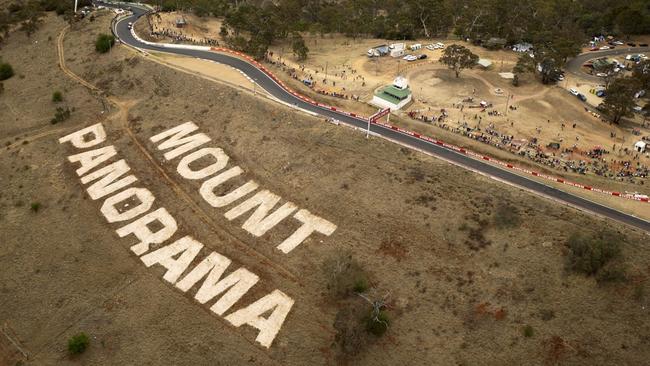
101,2 -> 650,233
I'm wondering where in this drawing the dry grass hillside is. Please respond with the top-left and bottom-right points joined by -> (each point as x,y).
0,10 -> 648,366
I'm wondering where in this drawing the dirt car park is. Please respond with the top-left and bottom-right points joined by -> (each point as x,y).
1,8 -> 650,366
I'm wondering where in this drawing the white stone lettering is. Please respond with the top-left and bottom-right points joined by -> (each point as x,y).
199,167 -> 258,208
140,236 -> 204,283
81,159 -> 138,200
277,209 -> 337,254
177,147 -> 229,180
116,207 -> 178,256
68,146 -> 117,176
58,123 -> 107,149
225,289 -> 295,348
150,121 -> 211,160
101,187 -> 155,223
175,252 -> 259,315
224,190 -> 297,237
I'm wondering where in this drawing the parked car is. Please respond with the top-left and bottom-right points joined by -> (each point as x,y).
640,43 -> 649,47
417,54 -> 427,59
590,47 -> 600,51
599,46 -> 611,50
596,90 -> 606,97
612,40 -> 624,45
627,42 -> 637,47
596,72 -> 607,77
403,55 -> 417,61
577,93 -> 587,102
569,88 -> 579,96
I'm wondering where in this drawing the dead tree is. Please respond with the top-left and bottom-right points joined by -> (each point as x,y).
357,291 -> 391,330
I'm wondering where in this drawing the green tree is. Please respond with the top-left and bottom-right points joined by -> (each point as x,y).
615,8 -> 648,36
534,52 -> 562,85
601,78 -> 637,124
0,62 -> 14,80
566,231 -> 623,276
67,332 -> 89,355
95,34 -> 115,53
439,44 -> 479,78
632,59 -> 650,91
52,90 -> 63,102
513,53 -> 535,75
291,33 -> 309,61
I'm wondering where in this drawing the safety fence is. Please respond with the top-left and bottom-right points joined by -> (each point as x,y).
123,19 -> 649,204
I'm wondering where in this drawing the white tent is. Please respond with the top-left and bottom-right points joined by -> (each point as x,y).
477,59 -> 492,68
635,140 -> 647,153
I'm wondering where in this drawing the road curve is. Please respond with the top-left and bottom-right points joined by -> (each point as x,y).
100,2 -> 650,233
565,47 -> 650,82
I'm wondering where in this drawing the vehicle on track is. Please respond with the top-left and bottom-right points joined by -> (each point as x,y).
569,88 -> 579,96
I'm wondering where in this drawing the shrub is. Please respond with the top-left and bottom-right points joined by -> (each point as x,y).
95,34 -> 115,53
595,262 -> 627,283
523,325 -> 534,337
566,231 -> 622,276
50,106 -> 71,124
0,62 -> 14,80
353,278 -> 369,293
52,90 -> 63,102
365,310 -> 390,336
30,202 -> 41,212
322,252 -> 369,299
67,332 -> 89,355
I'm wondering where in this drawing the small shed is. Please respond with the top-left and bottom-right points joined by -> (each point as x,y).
390,49 -> 405,58
477,59 -> 492,68
485,37 -> 506,49
512,43 -> 533,52
175,17 -> 187,28
635,140 -> 647,153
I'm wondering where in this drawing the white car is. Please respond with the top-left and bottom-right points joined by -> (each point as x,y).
613,41 -> 624,45
596,72 -> 607,77
403,55 -> 417,61
599,46 -> 611,50
434,42 -> 445,49
569,88 -> 579,96
425,44 -> 435,51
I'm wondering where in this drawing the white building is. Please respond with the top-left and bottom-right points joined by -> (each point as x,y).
370,76 -> 412,110
390,43 -> 405,58
635,140 -> 647,153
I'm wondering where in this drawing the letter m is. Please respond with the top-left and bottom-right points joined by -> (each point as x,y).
175,252 -> 259,316
150,122 -> 211,160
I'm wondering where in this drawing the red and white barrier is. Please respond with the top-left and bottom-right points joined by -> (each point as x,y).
208,46 -> 649,204
126,35 -> 647,204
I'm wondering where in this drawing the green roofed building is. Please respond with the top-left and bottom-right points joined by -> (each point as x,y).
371,76 -> 412,110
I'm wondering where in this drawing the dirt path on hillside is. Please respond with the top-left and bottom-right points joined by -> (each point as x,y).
54,27 -> 336,361
57,24 -> 305,286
